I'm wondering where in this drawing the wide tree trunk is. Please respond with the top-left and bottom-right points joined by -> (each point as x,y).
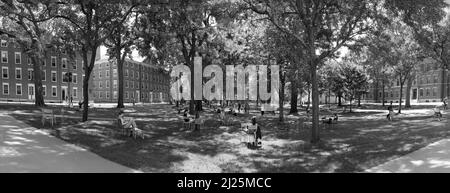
338,95 -> 342,106
289,79 -> 298,114
311,62 -> 320,143
117,50 -> 125,109
398,82 -> 404,114
32,56 -> 45,107
405,76 -> 413,108
82,50 -> 96,122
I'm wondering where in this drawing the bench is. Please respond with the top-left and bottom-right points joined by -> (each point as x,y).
41,108 -> 56,128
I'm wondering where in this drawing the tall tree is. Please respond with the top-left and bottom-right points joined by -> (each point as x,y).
0,0 -> 60,107
246,0 -> 382,143
388,0 -> 450,100
55,1 -> 137,121
105,8 -> 139,109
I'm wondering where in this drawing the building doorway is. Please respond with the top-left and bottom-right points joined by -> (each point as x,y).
61,86 -> 68,102
28,84 -> 35,101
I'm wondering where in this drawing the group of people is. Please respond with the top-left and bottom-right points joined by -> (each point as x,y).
386,97 -> 448,121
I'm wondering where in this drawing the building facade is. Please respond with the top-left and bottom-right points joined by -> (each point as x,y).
90,59 -> 170,103
0,38 -> 85,103
366,58 -> 450,103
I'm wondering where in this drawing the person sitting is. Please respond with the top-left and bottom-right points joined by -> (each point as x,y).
434,106 -> 443,121
183,110 -> 191,123
118,111 -> 138,136
333,114 -> 339,122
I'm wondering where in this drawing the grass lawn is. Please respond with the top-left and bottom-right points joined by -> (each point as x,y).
3,103 -> 449,173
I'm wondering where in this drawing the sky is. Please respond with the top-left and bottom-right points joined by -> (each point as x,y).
98,45 -> 145,62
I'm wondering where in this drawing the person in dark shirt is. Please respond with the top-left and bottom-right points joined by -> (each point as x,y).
251,117 -> 262,147
183,110 -> 190,123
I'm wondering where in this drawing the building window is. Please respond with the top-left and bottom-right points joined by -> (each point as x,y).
125,80 -> 129,88
113,91 -> 118,99
131,81 -> 134,89
73,88 -> 77,98
113,69 -> 117,77
73,74 -> 77,84
15,68 -> 22,79
433,87 -> 437,96
2,67 -> 9,79
426,88 -> 430,96
15,52 -> 21,64
42,85 -> 46,96
3,83 -> 9,95
62,72 -> 69,83
125,91 -> 129,99
106,81 -> 110,88
28,69 -> 33,80
106,92 -> 110,99
130,70 -> 134,78
99,71 -> 102,78
28,57 -> 32,65
99,91 -> 103,99
51,56 -> 57,67
113,80 -> 117,89
62,58 -> 67,69
52,86 -> 57,97
136,72 -> 139,79
99,81 -> 103,88
106,70 -> 110,78
0,39 -> 7,47
51,71 -> 57,82
125,69 -> 129,77
1,51 -> 8,63
73,60 -> 78,70
16,84 -> 22,95
42,70 -> 46,81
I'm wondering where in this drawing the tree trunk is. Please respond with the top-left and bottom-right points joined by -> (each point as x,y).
398,82 -> 404,114
82,50 -> 96,122
117,50 -> 125,109
382,80 -> 386,107
349,99 -> 353,112
338,95 -> 342,106
279,69 -> 285,122
405,76 -> 413,108
311,62 -> 320,144
289,79 -> 298,114
358,95 -> 361,107
441,67 -> 448,100
32,56 -> 45,107
189,62 -> 195,114
82,71 -> 90,122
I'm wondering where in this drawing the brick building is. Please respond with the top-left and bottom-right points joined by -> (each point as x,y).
90,58 -> 170,103
366,58 -> 450,103
0,38 -> 85,103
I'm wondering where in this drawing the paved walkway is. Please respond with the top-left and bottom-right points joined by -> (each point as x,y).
367,138 -> 450,173
0,112 -> 140,173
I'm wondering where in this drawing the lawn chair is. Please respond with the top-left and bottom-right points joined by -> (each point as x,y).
41,108 -> 56,128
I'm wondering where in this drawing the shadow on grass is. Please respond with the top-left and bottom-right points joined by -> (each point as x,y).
5,103 -> 450,173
